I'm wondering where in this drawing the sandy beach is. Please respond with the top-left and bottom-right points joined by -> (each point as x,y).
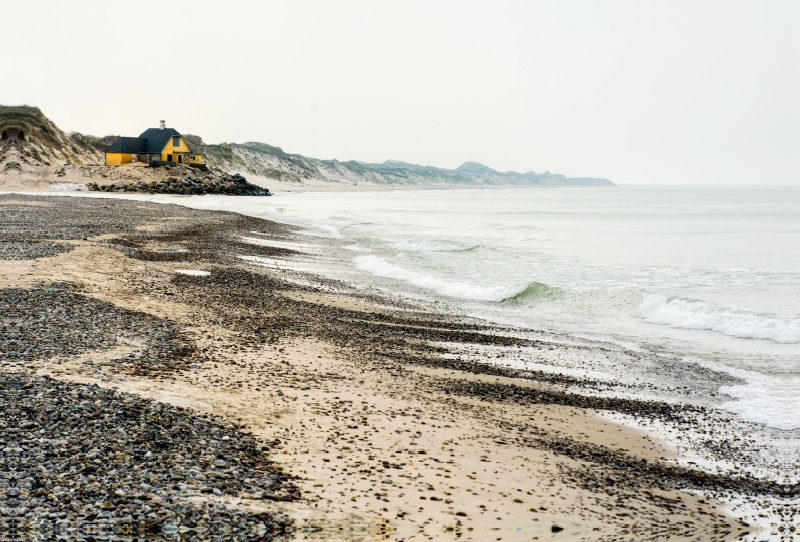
4,0 -> 795,537
1,192 -> 779,541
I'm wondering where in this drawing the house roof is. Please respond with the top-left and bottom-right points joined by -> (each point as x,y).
106,127 -> 196,154
138,128 -> 187,153
105,136 -> 148,154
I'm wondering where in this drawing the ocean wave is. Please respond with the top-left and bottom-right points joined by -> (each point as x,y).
639,294 -> 800,344
392,239 -> 480,253
510,283 -> 648,311
510,281 -> 565,301
353,255 -> 525,301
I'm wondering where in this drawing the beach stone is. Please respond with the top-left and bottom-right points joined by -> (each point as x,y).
0,285 -> 195,373
0,241 -> 74,260
0,372 -> 296,537
87,171 -> 271,196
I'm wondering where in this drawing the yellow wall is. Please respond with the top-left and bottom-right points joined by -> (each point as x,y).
105,153 -> 131,165
160,136 -> 191,162
158,136 -> 204,164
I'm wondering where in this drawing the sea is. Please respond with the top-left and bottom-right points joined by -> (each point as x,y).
139,186 -> 800,431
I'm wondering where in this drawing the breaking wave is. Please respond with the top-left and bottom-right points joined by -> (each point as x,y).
510,281 -> 565,301
353,255 -> 525,301
639,294 -> 800,344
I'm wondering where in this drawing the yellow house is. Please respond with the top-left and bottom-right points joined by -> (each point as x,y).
105,121 -> 204,167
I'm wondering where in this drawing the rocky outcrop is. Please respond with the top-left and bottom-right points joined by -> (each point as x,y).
88,172 -> 271,196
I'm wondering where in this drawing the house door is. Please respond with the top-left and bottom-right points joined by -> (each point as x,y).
178,155 -> 183,164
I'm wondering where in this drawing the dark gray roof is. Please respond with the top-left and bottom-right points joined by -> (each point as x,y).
106,127 -> 194,154
105,136 -> 148,153
138,128 -> 188,153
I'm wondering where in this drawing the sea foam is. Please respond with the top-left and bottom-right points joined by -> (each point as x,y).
353,255 -> 524,302
45,183 -> 87,191
639,294 -> 799,344
718,370 -> 800,430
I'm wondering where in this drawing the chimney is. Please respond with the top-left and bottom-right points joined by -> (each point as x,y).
159,120 -> 166,130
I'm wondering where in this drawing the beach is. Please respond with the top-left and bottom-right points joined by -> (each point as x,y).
5,192 -> 789,540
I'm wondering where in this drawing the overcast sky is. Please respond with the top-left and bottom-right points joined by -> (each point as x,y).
5,1 -> 798,184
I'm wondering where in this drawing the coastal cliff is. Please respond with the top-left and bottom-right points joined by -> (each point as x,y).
187,137 -> 616,187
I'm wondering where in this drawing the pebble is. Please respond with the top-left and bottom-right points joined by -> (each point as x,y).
0,241 -> 74,260
0,373 -> 295,538
1,286 -> 195,374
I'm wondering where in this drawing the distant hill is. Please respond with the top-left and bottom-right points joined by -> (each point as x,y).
187,137 -> 615,187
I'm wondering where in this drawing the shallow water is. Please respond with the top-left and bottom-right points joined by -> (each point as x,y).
130,186 -> 800,430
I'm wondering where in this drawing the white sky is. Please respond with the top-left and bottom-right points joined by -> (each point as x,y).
4,1 -> 798,184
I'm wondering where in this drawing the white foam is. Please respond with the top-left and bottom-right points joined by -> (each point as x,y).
718,371 -> 800,430
353,255 -> 524,302
45,183 -> 87,191
680,356 -> 800,430
175,269 -> 210,276
639,294 -> 799,343
240,236 -> 320,252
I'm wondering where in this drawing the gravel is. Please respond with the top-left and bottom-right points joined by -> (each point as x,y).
1,285 -> 195,375
0,241 -> 75,260
0,372 -> 295,539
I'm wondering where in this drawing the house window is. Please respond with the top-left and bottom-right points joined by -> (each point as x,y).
173,136 -> 180,147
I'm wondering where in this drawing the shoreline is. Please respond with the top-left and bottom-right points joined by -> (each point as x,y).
1,192 -> 782,540
0,166 -> 620,194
